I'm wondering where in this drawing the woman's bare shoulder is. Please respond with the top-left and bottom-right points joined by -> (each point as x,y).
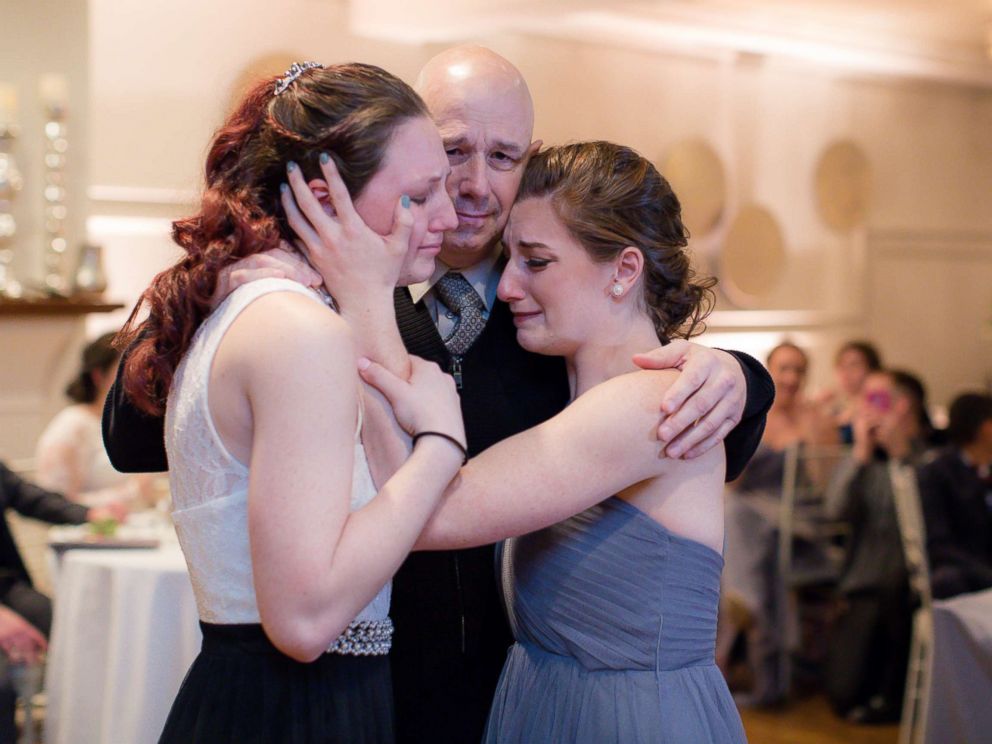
578,368 -> 681,413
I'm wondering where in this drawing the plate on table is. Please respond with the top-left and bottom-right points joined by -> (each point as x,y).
48,525 -> 161,553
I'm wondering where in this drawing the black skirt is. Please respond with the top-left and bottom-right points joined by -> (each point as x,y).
158,623 -> 394,744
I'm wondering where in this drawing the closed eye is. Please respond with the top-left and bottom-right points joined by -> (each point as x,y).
524,258 -> 551,270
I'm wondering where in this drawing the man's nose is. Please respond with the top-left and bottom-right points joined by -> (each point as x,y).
457,154 -> 488,201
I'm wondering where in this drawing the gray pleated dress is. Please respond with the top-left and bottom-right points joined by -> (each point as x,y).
483,497 -> 747,743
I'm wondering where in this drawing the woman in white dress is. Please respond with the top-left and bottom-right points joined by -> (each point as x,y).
117,62 -> 466,743
35,332 -> 151,508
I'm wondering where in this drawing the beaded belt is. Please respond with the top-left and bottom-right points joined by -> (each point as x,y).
326,618 -> 393,656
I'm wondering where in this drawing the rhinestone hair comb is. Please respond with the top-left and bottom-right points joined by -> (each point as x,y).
274,61 -> 324,96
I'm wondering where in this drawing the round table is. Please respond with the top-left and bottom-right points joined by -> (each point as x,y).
45,545 -> 201,744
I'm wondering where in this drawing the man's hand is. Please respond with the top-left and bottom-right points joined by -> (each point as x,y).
209,246 -> 323,310
851,410 -> 877,465
633,340 -> 746,459
0,606 -> 46,665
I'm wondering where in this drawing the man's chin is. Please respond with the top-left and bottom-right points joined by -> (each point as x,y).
440,236 -> 501,268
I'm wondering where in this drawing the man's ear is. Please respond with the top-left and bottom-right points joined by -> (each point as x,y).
308,179 -> 336,216
525,139 -> 543,161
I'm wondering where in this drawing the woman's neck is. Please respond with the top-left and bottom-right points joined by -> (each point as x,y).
567,315 -> 662,399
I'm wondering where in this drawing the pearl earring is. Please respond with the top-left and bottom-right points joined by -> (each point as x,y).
611,282 -> 624,298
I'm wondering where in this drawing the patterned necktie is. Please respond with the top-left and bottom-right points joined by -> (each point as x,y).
434,272 -> 486,355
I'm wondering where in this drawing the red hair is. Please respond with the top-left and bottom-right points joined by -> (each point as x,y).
117,63 -> 427,414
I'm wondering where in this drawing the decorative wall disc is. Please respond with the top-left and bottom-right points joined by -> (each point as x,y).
720,203 -> 786,307
815,140 -> 872,232
660,139 -> 726,239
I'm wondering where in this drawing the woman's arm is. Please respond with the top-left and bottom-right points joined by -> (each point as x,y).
409,369 -> 685,550
227,293 -> 463,662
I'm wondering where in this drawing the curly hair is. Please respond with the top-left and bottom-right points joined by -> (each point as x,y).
118,63 -> 428,415
516,141 -> 714,341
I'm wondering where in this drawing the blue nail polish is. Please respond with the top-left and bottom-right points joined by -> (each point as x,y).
280,183 -> 288,193
401,194 -> 410,209
287,161 -> 297,172
319,152 -> 330,165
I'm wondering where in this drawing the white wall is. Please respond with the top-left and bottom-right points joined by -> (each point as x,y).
4,0 -> 986,424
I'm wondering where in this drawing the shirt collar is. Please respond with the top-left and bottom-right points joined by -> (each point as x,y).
409,244 -> 503,310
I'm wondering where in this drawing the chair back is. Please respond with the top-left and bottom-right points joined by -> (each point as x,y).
888,461 -> 932,609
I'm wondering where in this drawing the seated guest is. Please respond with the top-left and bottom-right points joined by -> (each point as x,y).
719,341 -> 837,705
0,461 -> 122,742
36,333 -> 155,507
0,604 -> 46,744
918,392 -> 992,599
824,369 -> 932,723
816,340 -> 882,444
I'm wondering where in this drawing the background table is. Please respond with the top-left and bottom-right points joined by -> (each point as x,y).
925,587 -> 992,744
45,545 -> 201,744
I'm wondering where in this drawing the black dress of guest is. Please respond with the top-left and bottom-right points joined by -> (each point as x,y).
104,287 -> 774,744
918,448 -> 992,599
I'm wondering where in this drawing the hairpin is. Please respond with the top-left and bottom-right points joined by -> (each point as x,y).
274,61 -> 324,96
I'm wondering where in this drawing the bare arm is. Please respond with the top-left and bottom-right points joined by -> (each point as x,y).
360,363 -> 687,551
228,293 -> 463,662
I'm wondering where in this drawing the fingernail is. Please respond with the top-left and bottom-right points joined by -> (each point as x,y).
668,445 -> 683,458
287,161 -> 297,172
320,152 -> 330,165
660,426 -> 673,440
280,183 -> 288,193
401,194 -> 410,209
357,357 -> 371,370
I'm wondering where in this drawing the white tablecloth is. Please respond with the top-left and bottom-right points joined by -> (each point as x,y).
925,588 -> 992,744
45,546 -> 201,744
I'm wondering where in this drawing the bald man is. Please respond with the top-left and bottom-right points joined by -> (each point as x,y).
103,49 -> 773,743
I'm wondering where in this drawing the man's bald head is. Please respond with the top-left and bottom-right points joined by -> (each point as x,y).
415,45 -> 534,133
415,46 -> 540,269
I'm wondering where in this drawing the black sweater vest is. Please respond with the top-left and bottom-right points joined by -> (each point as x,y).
388,287 -> 570,740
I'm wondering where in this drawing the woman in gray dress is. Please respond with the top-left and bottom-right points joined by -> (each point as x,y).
362,141 -> 747,743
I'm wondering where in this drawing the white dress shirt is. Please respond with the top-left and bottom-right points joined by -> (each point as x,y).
409,246 -> 503,339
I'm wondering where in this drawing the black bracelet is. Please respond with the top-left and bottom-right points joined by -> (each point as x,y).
412,431 -> 468,465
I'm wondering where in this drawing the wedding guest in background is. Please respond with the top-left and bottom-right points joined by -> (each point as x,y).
35,333 -> 155,508
824,369 -> 932,723
0,461 -> 123,743
918,392 -> 992,599
815,340 -> 882,444
718,341 -> 837,705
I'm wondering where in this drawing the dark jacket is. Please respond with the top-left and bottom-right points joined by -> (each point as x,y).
0,462 -> 89,588
102,286 -> 774,744
918,448 -> 992,598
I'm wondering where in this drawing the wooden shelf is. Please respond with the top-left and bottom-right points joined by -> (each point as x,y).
0,297 -> 125,317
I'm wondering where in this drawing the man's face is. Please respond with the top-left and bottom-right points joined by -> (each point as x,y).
427,85 -> 536,269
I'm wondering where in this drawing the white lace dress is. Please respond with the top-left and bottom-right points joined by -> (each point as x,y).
166,277 -> 390,631
158,278 -> 396,744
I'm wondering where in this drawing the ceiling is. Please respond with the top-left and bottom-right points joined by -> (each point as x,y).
348,0 -> 992,87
